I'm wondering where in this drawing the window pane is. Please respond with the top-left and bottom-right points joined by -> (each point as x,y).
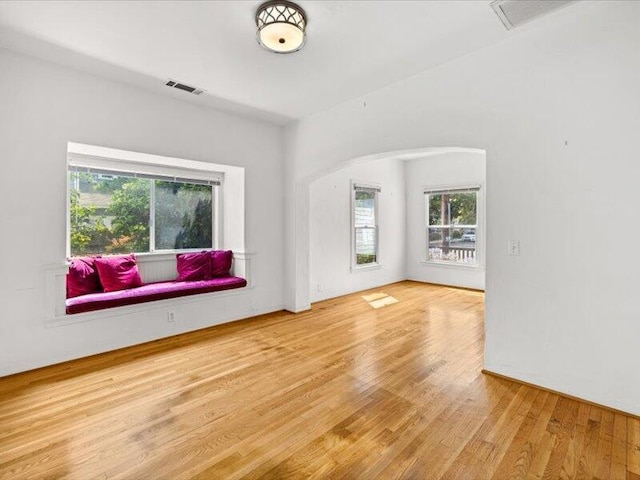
69,172 -> 150,256
428,194 -> 442,225
428,192 -> 477,226
155,181 -> 213,250
355,191 -> 376,228
428,227 -> 476,264
109,178 -> 151,254
449,192 -> 477,225
356,227 -> 377,265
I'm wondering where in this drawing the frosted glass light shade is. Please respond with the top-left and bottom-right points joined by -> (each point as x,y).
256,1 -> 307,54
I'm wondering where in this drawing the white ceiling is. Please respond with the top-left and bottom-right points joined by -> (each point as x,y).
0,1 -> 541,124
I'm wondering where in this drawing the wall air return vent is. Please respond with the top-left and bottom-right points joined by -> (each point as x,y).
490,0 -> 576,30
165,79 -> 204,95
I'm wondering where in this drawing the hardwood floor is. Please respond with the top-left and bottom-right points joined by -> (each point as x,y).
1,281 -> 638,479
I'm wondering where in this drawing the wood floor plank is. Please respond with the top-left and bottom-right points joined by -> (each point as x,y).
491,389 -> 550,479
540,397 -> 581,480
629,418 -> 640,477
593,410 -> 615,480
0,281 -> 636,479
557,401 -> 590,480
610,413 -> 627,479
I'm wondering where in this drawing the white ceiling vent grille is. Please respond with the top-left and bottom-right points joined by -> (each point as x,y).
490,0 -> 576,30
165,79 -> 205,96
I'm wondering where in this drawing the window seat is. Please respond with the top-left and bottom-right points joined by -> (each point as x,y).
66,276 -> 247,314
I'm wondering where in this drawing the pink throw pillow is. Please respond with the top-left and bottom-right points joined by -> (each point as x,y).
210,250 -> 233,277
176,252 -> 211,281
67,257 -> 102,298
94,254 -> 143,293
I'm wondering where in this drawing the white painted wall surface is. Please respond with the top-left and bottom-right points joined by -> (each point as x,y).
310,158 -> 405,303
0,49 -> 284,376
284,2 -> 640,415
405,151 -> 486,290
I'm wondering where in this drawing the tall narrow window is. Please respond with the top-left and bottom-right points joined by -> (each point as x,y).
352,183 -> 380,268
425,186 -> 479,265
68,168 -> 219,256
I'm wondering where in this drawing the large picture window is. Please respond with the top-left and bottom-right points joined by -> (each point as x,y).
69,168 -> 219,256
352,183 -> 380,268
425,186 -> 479,265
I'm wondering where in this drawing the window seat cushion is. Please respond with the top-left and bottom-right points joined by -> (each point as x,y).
65,276 -> 247,314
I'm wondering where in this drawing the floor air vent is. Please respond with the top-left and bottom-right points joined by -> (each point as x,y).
490,0 -> 576,30
165,79 -> 204,95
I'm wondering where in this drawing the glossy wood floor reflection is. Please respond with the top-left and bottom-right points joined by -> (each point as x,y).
1,281 -> 639,479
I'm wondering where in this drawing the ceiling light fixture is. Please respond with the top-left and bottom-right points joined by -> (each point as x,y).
255,1 -> 307,54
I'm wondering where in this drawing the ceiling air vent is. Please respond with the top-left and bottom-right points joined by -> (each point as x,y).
165,79 -> 204,95
490,0 -> 576,30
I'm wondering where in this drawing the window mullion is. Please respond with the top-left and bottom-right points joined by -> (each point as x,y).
374,193 -> 379,263
212,185 -> 218,249
149,179 -> 156,252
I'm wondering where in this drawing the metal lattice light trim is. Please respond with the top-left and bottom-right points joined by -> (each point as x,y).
255,1 -> 307,54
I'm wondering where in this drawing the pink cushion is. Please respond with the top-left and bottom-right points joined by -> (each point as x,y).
67,257 -> 102,298
210,250 -> 233,277
94,254 -> 143,293
65,276 -> 247,314
176,251 -> 211,281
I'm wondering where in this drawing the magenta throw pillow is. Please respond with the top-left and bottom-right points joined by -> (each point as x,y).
94,254 -> 143,293
176,251 -> 211,281
67,257 -> 102,298
210,250 -> 233,277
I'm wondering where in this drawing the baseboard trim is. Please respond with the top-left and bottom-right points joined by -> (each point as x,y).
482,369 -> 640,421
310,279 -> 483,306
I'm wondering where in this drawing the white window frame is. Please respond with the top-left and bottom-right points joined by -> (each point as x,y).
351,181 -> 381,271
424,184 -> 482,268
66,143 -> 224,258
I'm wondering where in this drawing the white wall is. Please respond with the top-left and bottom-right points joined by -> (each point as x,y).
0,48 -> 285,376
310,158 -> 405,302
406,151 -> 486,290
284,2 -> 640,415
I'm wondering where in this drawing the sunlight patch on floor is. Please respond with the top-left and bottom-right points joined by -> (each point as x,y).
362,292 -> 399,309
362,293 -> 388,302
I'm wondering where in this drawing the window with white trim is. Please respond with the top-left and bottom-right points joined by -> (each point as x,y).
352,183 -> 380,268
425,186 -> 479,265
68,156 -> 222,257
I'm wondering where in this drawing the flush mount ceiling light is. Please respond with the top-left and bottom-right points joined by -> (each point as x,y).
255,1 -> 307,54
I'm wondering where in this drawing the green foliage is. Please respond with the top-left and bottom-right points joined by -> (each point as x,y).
155,182 -> 212,250
356,254 -> 377,265
108,179 -> 150,253
355,191 -> 375,202
94,176 -> 132,194
174,198 -> 213,249
428,195 -> 441,225
429,192 -> 477,226
69,173 -> 213,256
69,189 -> 110,255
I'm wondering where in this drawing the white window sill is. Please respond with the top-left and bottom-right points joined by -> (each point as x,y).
69,250 -> 254,262
65,250 -> 212,263
351,263 -> 382,273
420,261 -> 484,270
119,249 -> 217,261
